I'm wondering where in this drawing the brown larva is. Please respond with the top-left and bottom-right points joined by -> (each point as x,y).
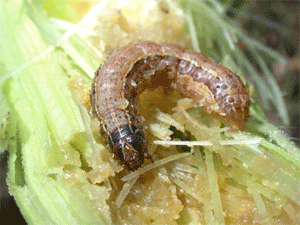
90,41 -> 250,171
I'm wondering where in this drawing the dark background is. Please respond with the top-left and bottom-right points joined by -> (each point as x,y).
1,1 -> 299,223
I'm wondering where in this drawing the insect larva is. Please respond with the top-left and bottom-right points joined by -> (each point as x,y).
90,41 -> 250,171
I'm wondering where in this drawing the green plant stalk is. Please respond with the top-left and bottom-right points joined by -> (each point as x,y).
1,0 -> 299,224
1,1 -> 110,223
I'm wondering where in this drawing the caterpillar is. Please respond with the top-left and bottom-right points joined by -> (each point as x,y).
90,41 -> 250,171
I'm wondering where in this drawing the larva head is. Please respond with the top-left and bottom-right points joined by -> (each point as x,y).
110,125 -> 152,171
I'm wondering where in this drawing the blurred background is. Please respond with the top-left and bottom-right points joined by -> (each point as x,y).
232,0 -> 299,143
1,0 -> 299,223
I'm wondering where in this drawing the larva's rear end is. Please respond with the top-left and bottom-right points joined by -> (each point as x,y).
90,41 -> 250,171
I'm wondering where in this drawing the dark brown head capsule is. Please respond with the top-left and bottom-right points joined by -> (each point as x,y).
109,125 -> 153,171
90,41 -> 250,171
